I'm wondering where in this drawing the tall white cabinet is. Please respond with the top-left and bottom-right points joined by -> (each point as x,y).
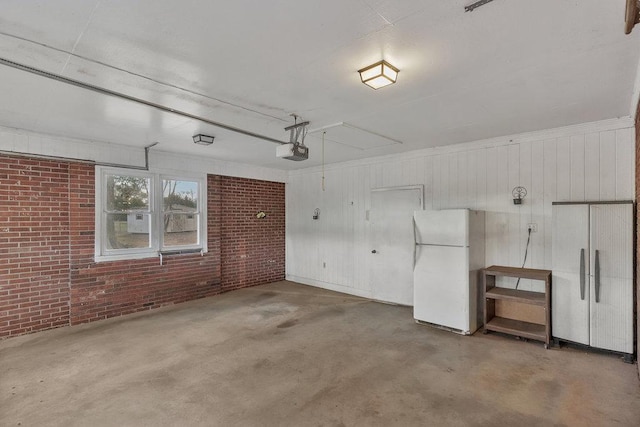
552,201 -> 634,359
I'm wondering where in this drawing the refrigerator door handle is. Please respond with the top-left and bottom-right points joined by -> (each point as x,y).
579,248 -> 586,301
594,249 -> 601,303
413,243 -> 419,268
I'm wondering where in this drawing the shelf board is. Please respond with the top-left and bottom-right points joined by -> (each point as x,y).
484,265 -> 551,281
485,287 -> 546,306
485,317 -> 546,342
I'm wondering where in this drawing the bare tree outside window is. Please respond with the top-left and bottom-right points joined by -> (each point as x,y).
162,180 -> 199,247
98,170 -> 203,259
105,175 -> 151,249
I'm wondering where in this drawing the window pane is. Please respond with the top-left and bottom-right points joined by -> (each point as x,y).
105,213 -> 151,249
163,213 -> 199,247
106,175 -> 150,211
163,180 -> 198,213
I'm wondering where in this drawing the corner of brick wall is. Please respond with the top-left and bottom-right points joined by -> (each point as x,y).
218,176 -> 286,291
1,156 -> 286,338
68,170 -> 224,325
635,99 -> 639,374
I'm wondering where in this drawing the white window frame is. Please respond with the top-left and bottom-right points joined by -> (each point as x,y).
95,166 -> 207,262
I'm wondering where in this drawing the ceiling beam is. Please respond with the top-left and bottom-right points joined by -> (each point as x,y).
0,56 -> 288,146
465,0 -> 496,13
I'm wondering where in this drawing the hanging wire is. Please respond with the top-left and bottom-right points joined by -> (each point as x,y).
515,227 -> 532,290
322,131 -> 326,191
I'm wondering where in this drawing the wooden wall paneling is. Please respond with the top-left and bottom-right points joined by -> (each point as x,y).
293,173 -> 306,280
518,142 -> 534,291
452,152 -> 463,208
585,133 -> 601,201
506,144 -> 521,289
285,124 -> 635,302
616,128 -> 634,200
599,130 -> 617,200
457,151 -> 464,208
382,160 -> 398,188
445,153 -> 456,208
347,167 -> 357,286
328,168 -> 341,285
347,167 -> 356,287
313,172 -> 324,281
530,141 -> 546,291
432,154 -> 442,210
489,146 -> 511,278
417,156 -> 429,208
484,147 -> 499,270
466,150 -> 478,210
570,134 -> 586,201
361,165 -> 372,293
355,165 -> 369,291
371,163 -> 382,189
401,158 -> 418,186
475,149 -> 487,212
543,139 -> 557,272
461,151 -> 473,208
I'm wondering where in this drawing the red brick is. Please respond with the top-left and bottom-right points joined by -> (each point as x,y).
1,155 -> 284,338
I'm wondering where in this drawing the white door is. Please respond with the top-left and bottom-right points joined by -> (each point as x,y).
589,204 -> 633,353
370,187 -> 423,306
552,204 -> 590,345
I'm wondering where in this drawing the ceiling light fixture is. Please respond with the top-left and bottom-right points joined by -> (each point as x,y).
192,134 -> 215,145
357,60 -> 399,90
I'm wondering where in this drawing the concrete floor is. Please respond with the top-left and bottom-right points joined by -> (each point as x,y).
1,281 -> 639,427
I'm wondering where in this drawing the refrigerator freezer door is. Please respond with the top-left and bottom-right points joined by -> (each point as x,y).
414,209 -> 469,247
413,245 -> 471,333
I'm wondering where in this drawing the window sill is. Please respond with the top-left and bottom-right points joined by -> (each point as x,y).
94,251 -> 159,263
94,248 -> 207,263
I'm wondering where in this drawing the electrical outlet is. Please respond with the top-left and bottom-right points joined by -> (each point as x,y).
527,223 -> 538,232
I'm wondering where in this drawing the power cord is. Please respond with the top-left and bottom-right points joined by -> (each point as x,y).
515,227 -> 532,290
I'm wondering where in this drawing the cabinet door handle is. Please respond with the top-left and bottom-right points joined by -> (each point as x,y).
594,249 -> 600,303
579,248 -> 586,301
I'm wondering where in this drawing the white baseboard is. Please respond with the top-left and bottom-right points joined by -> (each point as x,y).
285,275 -> 372,299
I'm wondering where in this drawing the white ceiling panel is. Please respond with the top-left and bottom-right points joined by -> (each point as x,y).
310,123 -> 401,150
0,0 -> 637,170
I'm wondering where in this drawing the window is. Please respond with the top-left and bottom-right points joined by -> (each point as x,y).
95,167 -> 206,262
162,179 -> 200,248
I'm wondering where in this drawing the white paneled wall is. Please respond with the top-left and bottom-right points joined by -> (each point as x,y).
286,121 -> 635,296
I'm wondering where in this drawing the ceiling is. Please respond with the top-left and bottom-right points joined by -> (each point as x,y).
0,0 -> 638,170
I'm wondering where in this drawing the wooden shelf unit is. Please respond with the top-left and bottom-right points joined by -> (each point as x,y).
482,266 -> 552,348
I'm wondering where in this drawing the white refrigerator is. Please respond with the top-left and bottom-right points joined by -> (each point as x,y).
413,209 -> 485,335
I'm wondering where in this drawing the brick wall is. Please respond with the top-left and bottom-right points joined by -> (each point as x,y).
0,155 -> 285,338
67,167 -> 223,325
217,176 -> 286,291
0,157 -> 71,336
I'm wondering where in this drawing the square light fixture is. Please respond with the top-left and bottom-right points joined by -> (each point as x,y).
192,134 -> 215,145
358,60 -> 399,90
